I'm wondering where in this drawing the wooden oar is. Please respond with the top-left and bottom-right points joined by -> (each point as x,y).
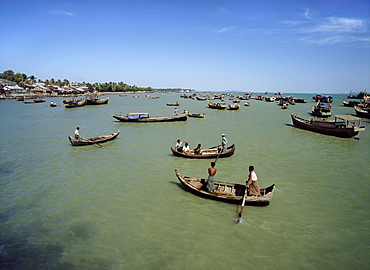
214,148 -> 222,164
235,187 -> 247,224
209,144 -> 221,149
81,136 -> 102,147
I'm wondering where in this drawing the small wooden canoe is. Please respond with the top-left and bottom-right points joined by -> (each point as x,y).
64,99 -> 86,108
208,100 -> 227,110
228,104 -> 240,110
33,98 -> 46,103
354,105 -> 370,118
171,144 -> 235,158
69,130 -> 120,146
187,113 -> 205,118
86,97 -> 109,105
166,102 -> 179,106
175,169 -> 275,206
112,113 -> 187,122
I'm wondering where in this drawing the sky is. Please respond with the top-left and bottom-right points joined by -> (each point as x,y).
0,0 -> 369,93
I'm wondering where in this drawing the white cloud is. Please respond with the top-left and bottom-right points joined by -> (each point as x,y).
282,10 -> 369,46
313,17 -> 366,33
50,10 -> 74,16
215,26 -> 234,33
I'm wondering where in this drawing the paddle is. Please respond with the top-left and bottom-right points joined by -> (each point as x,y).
81,136 -> 102,147
214,147 -> 222,164
235,187 -> 247,224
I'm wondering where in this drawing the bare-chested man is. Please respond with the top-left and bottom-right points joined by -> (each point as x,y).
207,162 -> 217,192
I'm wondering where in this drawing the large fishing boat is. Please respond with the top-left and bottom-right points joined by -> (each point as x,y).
112,113 -> 187,122
290,113 -> 366,138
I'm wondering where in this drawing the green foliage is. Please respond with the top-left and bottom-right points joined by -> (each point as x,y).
0,69 -> 191,92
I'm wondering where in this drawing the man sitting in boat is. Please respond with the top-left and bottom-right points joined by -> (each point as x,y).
193,144 -> 202,155
74,127 -> 80,139
175,139 -> 185,152
182,143 -> 190,153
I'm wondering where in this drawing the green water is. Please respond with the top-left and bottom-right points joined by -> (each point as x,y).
1,93 -> 369,269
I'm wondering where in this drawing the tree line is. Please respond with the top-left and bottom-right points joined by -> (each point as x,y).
0,70 -> 189,92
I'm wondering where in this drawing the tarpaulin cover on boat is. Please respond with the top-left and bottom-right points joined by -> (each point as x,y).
127,113 -> 149,119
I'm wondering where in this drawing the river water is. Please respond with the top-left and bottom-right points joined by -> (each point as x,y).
1,92 -> 369,269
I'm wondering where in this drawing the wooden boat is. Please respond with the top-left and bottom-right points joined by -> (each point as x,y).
86,96 -> 109,105
354,105 -> 370,118
311,102 -> 332,117
112,113 -> 187,122
313,95 -> 333,103
64,99 -> 86,108
343,100 -> 359,107
69,130 -> 120,146
33,98 -> 46,103
347,91 -> 370,99
290,113 -> 366,138
293,98 -> 307,103
187,113 -> 205,118
174,169 -> 275,206
244,102 -> 250,106
228,104 -> 240,110
196,96 -> 207,101
171,144 -> 235,158
208,100 -> 227,110
281,103 -> 288,109
166,102 -> 179,106
50,102 -> 57,107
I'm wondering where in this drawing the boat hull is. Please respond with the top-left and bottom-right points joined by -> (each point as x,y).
290,113 -> 363,138
171,144 -> 235,158
86,97 -> 109,105
208,101 -> 227,110
64,99 -> 86,108
68,131 -> 120,146
175,169 -> 275,206
112,114 -> 187,122
354,105 -> 370,118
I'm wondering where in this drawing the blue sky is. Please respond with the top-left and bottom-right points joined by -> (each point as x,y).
1,0 -> 369,93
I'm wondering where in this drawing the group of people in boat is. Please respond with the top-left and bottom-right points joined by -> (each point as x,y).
175,134 -> 228,155
207,163 -> 260,197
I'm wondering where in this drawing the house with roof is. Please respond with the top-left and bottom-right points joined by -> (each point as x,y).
0,79 -> 27,97
0,79 -> 17,87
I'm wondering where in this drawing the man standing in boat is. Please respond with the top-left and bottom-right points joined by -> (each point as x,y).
221,134 -> 227,152
246,166 -> 260,196
207,162 -> 217,193
74,127 -> 80,139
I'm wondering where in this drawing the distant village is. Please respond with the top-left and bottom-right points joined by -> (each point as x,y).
0,78 -> 91,99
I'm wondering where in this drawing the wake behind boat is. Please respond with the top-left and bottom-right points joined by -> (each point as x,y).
171,144 -> 235,158
69,130 -> 120,146
112,113 -> 187,122
174,169 -> 275,206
